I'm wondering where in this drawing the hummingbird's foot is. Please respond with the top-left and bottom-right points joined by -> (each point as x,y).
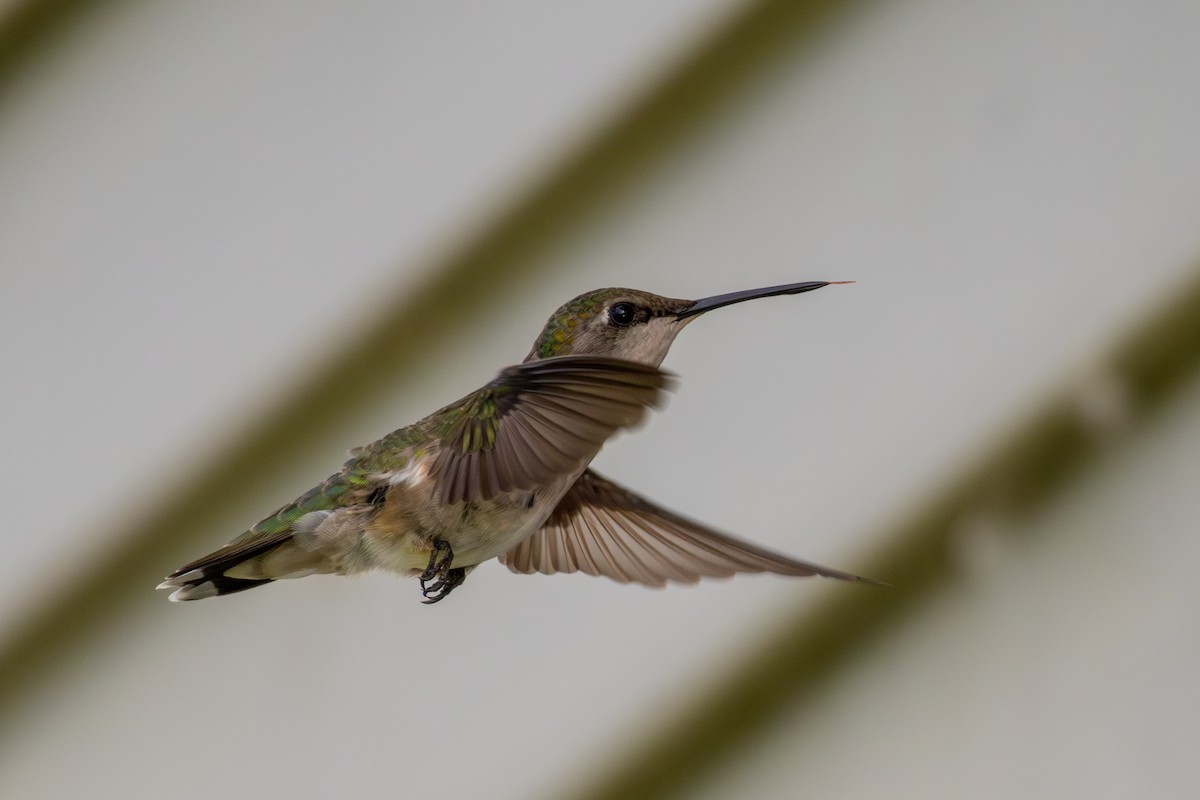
418,539 -> 461,601
419,539 -> 454,583
420,567 -> 467,604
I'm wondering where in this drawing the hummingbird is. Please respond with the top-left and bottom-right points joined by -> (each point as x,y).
159,280 -> 873,605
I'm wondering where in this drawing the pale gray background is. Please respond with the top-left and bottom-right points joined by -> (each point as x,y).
2,1 -> 1199,798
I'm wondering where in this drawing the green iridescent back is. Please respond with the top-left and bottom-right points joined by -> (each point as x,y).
240,425 -> 422,539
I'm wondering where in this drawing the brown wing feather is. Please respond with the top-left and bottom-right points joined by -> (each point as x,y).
433,357 -> 672,504
500,470 -> 878,587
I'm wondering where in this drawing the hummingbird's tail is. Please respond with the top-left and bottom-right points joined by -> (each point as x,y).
157,531 -> 293,601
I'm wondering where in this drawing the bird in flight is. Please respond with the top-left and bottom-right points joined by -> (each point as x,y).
159,281 -> 874,604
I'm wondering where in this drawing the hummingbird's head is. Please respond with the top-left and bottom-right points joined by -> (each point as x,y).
525,281 -> 846,366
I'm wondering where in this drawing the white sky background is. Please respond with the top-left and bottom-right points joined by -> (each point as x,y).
2,0 -> 1200,798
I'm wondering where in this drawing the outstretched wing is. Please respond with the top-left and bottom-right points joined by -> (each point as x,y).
431,357 -> 672,505
500,470 -> 877,587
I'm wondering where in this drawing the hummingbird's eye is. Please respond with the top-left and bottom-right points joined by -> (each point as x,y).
608,302 -> 637,327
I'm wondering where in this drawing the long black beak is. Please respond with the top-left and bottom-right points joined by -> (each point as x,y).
675,280 -> 851,319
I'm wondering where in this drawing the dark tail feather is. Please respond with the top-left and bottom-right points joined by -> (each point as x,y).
157,532 -> 292,601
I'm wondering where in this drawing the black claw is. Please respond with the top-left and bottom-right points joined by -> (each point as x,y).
420,567 -> 466,604
417,540 -> 467,603
419,539 -> 454,582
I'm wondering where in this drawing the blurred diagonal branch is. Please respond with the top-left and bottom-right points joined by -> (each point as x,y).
0,0 -> 857,723
563,261 -> 1200,800
0,0 -> 96,93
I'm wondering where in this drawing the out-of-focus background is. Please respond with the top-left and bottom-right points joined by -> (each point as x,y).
3,0 -> 1199,797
